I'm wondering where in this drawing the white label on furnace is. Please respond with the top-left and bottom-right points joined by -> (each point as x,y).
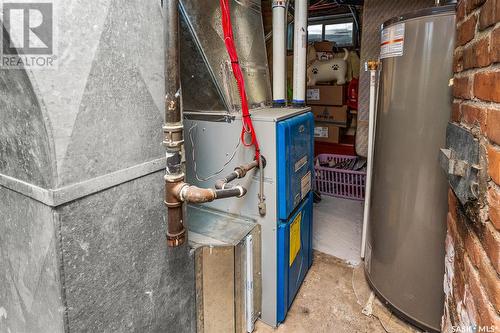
295,156 -> 307,172
380,23 -> 405,59
307,88 -> 320,101
301,171 -> 311,199
314,126 -> 328,138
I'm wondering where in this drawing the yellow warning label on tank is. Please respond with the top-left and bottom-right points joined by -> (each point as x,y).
289,212 -> 301,266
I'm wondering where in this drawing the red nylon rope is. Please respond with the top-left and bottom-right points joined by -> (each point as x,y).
219,0 -> 261,161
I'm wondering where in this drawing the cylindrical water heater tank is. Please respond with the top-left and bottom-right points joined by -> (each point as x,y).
365,5 -> 456,333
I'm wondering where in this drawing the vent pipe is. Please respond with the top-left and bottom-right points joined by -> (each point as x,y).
272,1 -> 287,106
292,0 -> 308,106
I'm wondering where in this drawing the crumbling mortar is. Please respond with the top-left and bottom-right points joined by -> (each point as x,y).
454,61 -> 500,80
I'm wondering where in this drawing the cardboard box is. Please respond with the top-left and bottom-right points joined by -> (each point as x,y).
314,122 -> 341,144
311,105 -> 348,126
313,41 -> 334,52
307,85 -> 345,106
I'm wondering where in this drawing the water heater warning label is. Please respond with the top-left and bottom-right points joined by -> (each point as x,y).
290,212 -> 302,266
380,23 -> 405,59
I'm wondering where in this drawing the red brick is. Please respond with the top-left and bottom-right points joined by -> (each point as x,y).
488,145 -> 500,185
463,287 -> 479,327
454,76 -> 472,99
482,222 -> 500,273
452,102 -> 462,123
448,212 -> 463,252
475,36 -> 491,67
454,49 -> 464,73
464,230 -> 482,267
457,0 -> 466,22
467,0 -> 487,11
487,108 -> 500,145
463,232 -> 500,312
453,258 -> 467,307
488,186 -> 500,229
457,14 -> 478,46
474,71 -> 500,102
461,104 -> 488,132
464,256 -> 500,328
479,0 -> 500,30
449,188 -> 460,222
493,27 -> 500,63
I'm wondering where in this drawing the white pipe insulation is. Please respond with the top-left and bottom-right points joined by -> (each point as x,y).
361,61 -> 380,259
292,0 -> 307,105
272,1 -> 286,106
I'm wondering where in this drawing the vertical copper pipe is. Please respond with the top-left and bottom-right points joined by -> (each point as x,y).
164,0 -> 186,247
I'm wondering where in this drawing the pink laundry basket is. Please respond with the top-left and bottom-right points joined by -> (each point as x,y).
314,154 -> 366,201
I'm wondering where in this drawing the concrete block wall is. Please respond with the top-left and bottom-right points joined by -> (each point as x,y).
442,0 -> 500,331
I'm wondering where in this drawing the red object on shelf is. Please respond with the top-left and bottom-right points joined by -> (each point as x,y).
347,77 -> 359,110
314,141 -> 356,156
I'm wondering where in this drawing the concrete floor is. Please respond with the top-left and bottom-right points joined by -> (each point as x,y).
255,251 -> 422,333
312,196 -> 364,266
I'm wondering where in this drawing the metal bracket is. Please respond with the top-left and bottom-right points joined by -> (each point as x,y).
439,123 -> 481,205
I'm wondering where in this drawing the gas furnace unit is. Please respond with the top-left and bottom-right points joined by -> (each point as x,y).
184,108 -> 314,326
178,0 -> 314,327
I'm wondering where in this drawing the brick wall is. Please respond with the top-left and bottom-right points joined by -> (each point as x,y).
443,0 -> 500,332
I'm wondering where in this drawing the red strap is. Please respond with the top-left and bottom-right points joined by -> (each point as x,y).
219,0 -> 261,161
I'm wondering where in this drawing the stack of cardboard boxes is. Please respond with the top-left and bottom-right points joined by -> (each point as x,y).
308,84 -> 347,144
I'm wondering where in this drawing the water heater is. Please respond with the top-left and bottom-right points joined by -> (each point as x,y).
365,5 -> 455,332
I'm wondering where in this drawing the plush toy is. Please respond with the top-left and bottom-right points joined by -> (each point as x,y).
307,48 -> 349,85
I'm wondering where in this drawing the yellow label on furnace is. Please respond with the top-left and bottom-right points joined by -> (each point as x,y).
289,212 -> 302,266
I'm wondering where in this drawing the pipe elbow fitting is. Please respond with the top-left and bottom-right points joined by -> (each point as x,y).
178,185 -> 216,203
214,179 -> 226,190
235,185 -> 247,198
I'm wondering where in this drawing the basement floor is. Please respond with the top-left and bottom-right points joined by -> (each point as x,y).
255,251 -> 422,333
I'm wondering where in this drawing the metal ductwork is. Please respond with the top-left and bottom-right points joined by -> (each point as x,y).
179,0 -> 272,113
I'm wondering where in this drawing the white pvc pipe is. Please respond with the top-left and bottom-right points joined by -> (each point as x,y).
361,66 -> 378,259
292,0 -> 307,105
272,1 -> 286,106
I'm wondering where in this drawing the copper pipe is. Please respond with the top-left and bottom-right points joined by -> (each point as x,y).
165,178 -> 186,247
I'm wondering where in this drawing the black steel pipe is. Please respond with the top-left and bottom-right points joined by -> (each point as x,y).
165,0 -> 181,125
215,187 -> 247,199
164,0 -> 186,247
215,158 -> 264,189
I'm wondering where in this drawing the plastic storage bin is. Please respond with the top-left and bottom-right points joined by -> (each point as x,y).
314,154 -> 366,200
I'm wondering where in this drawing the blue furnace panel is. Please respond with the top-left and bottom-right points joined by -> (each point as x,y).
276,112 -> 315,220
277,193 -> 314,323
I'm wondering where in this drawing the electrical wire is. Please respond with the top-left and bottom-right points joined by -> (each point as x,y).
219,0 -> 261,162
188,123 -> 241,182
